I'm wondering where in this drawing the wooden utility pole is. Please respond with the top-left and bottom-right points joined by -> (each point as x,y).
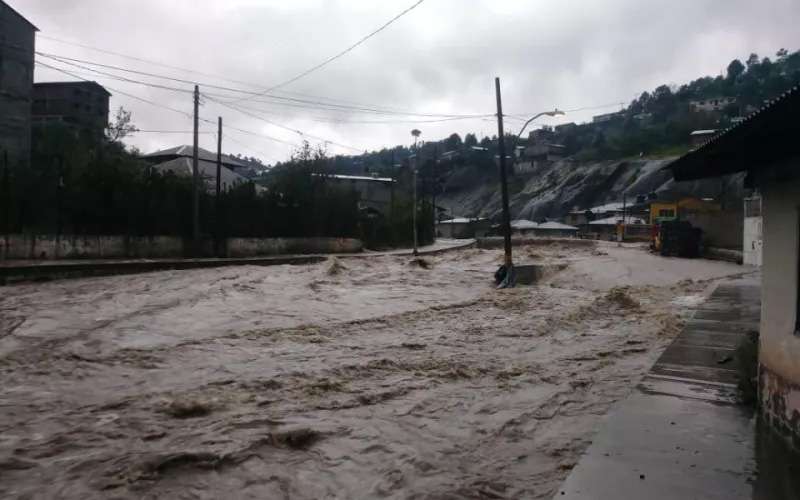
412,161 -> 418,256
2,150 -> 8,261
390,149 -> 396,247
432,143 -> 438,238
192,85 -> 200,253
215,116 -> 223,256
495,77 -> 513,270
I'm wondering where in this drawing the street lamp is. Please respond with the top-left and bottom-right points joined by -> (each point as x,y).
516,109 -> 565,140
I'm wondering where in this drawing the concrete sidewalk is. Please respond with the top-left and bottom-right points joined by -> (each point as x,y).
555,277 -> 800,499
0,239 -> 475,283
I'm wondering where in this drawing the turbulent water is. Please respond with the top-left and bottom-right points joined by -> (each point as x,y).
0,244 -> 746,499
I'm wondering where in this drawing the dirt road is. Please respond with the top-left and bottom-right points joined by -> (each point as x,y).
0,243 -> 750,499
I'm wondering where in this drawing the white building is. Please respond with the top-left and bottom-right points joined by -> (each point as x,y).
668,85 -> 800,449
689,96 -> 737,113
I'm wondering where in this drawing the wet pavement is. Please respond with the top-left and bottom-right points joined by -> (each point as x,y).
555,276 -> 800,499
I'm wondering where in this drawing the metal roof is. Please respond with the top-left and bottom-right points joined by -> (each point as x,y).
666,84 -> 800,182
319,173 -> 395,183
537,221 -> 579,231
143,145 -> 250,169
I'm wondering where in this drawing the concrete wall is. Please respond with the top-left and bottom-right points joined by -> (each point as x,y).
0,234 -> 362,260
0,2 -> 36,169
225,237 -> 361,257
759,175 -> 800,448
684,210 -> 744,250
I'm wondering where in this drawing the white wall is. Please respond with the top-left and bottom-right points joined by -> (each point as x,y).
760,177 -> 800,384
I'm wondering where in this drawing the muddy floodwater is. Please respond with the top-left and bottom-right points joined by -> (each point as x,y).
0,243 -> 749,499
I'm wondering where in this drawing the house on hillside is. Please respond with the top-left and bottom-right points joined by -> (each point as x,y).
689,96 -> 737,113
667,84 -> 800,449
592,111 -> 624,124
0,0 -> 37,168
142,146 -> 253,194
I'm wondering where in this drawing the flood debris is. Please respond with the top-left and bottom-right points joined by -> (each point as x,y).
325,257 -> 347,276
603,287 -> 641,309
409,257 -> 433,269
160,397 -> 216,419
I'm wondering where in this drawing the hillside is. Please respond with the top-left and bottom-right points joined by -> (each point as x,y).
436,157 -> 745,221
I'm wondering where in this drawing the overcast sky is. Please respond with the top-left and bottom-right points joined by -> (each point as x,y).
14,0 -> 800,164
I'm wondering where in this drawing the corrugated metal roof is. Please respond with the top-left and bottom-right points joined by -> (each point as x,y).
151,157 -> 250,193
589,215 -> 646,226
143,145 -> 250,169
510,219 -> 538,229
537,221 -> 579,230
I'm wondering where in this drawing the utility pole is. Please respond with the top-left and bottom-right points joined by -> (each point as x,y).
412,159 -> 418,256
411,129 -> 421,256
495,77 -> 513,276
621,192 -> 627,245
2,150 -> 8,262
390,149 -> 396,247
215,116 -> 223,257
432,143 -> 438,239
192,84 -> 200,255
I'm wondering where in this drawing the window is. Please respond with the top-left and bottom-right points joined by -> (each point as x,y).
659,208 -> 675,218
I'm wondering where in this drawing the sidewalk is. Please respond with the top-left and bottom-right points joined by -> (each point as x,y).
0,239 -> 475,283
554,276 -> 800,499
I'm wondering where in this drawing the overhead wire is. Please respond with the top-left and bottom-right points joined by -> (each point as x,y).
229,0 -> 428,103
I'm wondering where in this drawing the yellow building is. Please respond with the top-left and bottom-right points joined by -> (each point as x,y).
649,197 -> 721,224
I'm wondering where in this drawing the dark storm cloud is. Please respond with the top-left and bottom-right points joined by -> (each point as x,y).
14,0 -> 800,162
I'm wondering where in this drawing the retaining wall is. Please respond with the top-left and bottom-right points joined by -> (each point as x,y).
0,234 -> 362,260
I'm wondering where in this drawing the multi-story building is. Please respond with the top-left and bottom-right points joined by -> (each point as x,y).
0,0 -> 37,167
32,81 -> 111,139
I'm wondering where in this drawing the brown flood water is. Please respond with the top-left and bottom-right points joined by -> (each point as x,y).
0,244 -> 747,498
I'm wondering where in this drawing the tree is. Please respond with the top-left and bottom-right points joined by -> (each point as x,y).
464,133 -> 478,148
444,133 -> 462,151
746,53 -> 760,70
726,59 -> 745,81
105,107 -> 138,143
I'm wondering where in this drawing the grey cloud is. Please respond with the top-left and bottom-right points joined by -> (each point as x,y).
14,0 -> 800,161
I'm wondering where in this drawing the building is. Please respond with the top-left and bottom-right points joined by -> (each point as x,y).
32,81 -> 111,139
315,173 -> 395,214
437,217 -> 489,239
649,197 -> 721,225
532,221 -> 579,238
0,0 -> 37,168
689,129 -> 718,148
554,122 -> 577,133
649,196 -> 741,249
142,145 -> 252,194
583,214 -> 648,241
592,111 -> 624,124
689,96 -> 737,113
510,219 -> 539,236
667,84 -> 800,448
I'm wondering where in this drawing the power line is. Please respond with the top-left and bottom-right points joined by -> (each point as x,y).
36,31 -> 471,118
35,60 -> 299,149
229,0 -> 428,103
204,94 -> 363,152
37,50 -> 491,119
